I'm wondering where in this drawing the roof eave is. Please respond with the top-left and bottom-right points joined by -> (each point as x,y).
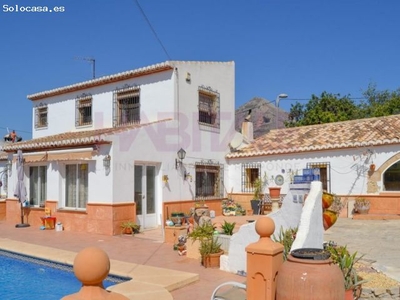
28,62 -> 174,101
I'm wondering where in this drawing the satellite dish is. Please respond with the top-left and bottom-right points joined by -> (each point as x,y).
229,132 -> 244,149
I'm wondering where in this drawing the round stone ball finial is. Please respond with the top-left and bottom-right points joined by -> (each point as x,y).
255,217 -> 275,238
73,247 -> 110,285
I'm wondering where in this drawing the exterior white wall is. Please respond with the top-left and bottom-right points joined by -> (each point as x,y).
20,156 -> 112,207
227,146 -> 400,196
31,71 -> 175,138
24,62 -> 236,226
169,62 -> 235,201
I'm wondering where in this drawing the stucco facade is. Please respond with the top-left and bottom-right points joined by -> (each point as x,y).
2,61 -> 236,234
226,116 -> 400,217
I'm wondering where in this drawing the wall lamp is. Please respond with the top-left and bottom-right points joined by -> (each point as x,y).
103,155 -> 111,169
184,171 -> 192,182
7,160 -> 12,177
162,175 -> 169,183
175,148 -> 186,169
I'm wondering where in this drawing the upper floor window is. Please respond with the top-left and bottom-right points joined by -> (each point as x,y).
195,161 -> 223,200
76,94 -> 92,127
35,104 -> 48,129
198,85 -> 220,130
383,161 -> 400,191
241,163 -> 261,192
113,85 -> 140,127
307,162 -> 331,192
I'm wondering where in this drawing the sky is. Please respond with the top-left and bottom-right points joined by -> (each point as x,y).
2,0 -> 400,140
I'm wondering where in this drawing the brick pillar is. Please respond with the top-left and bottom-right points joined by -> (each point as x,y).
246,217 -> 284,300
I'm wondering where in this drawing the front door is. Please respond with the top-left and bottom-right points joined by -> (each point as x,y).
134,165 -> 157,229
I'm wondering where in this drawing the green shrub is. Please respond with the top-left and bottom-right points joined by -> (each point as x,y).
221,220 -> 236,235
272,226 -> 298,261
326,245 -> 367,290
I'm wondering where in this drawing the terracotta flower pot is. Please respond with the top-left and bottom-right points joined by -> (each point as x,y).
323,209 -> 338,230
369,164 -> 376,172
202,250 -> 224,268
122,227 -> 133,235
269,187 -> 281,198
344,289 -> 354,300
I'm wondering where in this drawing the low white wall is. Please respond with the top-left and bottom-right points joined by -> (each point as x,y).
220,181 -> 324,274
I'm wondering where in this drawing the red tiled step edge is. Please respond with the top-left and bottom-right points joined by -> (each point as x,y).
353,213 -> 400,220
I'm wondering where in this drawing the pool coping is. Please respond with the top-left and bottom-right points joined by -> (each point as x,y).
0,238 -> 199,300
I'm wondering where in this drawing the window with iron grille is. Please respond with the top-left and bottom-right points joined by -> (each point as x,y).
113,85 -> 140,127
241,163 -> 261,192
195,162 -> 223,200
306,162 -> 331,192
198,85 -> 220,130
76,94 -> 92,127
35,104 -> 48,129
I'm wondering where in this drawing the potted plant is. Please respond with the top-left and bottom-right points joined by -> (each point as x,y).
171,211 -> 185,226
369,163 -> 376,172
188,222 -> 223,268
221,220 -> 236,236
218,220 -> 236,253
250,177 -> 264,215
326,245 -> 366,299
222,199 -> 245,216
199,238 -> 223,268
354,197 -> 370,214
120,221 -> 140,235
268,175 -> 281,198
272,226 -> 298,261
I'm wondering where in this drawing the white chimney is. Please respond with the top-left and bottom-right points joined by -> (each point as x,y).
242,121 -> 254,142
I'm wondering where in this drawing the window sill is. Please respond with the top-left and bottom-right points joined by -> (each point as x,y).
76,124 -> 93,129
57,208 -> 87,213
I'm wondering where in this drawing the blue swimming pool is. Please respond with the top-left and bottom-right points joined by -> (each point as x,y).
0,249 -> 129,300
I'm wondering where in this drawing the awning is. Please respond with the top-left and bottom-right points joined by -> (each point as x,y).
24,153 -> 48,162
47,150 -> 94,161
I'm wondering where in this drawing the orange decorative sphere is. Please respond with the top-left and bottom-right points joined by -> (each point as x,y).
255,217 -> 275,238
73,247 -> 110,285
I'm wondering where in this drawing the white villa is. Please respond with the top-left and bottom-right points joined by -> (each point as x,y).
1,61 -> 236,234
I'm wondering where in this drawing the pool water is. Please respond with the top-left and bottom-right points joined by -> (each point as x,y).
0,250 -> 129,300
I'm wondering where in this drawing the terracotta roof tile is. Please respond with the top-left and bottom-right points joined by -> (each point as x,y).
1,119 -> 172,152
227,115 -> 400,159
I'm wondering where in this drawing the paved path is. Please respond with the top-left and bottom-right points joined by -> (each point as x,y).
0,219 -> 245,300
324,217 -> 400,282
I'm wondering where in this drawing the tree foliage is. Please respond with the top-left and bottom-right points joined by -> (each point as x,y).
360,83 -> 400,117
285,85 -> 400,127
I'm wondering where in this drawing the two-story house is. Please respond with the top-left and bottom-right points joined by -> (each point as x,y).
2,61 -> 236,235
